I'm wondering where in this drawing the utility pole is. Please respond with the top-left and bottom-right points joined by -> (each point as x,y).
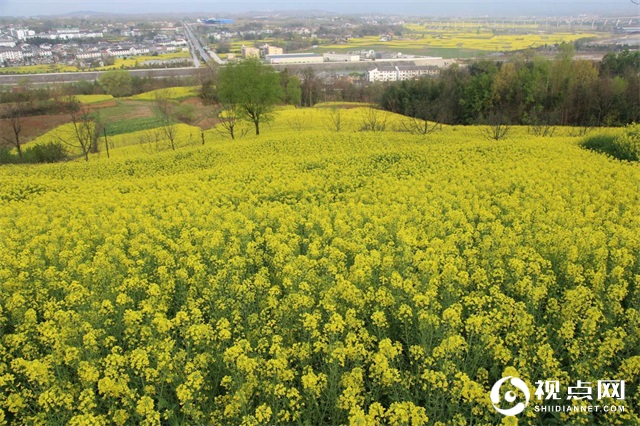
103,127 -> 110,159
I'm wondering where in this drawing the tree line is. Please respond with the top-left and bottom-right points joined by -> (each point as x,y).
379,49 -> 640,132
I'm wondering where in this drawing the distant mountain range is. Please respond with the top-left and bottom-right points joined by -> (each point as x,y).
3,1 -> 637,19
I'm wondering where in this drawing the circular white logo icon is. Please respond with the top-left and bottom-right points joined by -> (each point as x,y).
490,376 -> 531,416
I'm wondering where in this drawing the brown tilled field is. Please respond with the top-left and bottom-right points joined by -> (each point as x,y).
0,114 -> 71,143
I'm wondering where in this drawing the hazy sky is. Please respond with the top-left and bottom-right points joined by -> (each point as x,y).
1,0 -> 639,18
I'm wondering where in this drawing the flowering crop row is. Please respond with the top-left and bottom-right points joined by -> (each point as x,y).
319,31 -> 602,53
0,122 -> 639,425
128,87 -> 201,102
75,95 -> 115,105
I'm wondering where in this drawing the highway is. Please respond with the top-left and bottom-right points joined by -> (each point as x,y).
182,22 -> 225,66
0,67 -> 205,85
183,27 -> 201,68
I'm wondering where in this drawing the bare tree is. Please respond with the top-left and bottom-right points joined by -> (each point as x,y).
2,103 -> 26,160
57,107 -> 98,161
138,129 -> 168,154
482,111 -> 512,141
91,112 -> 104,155
287,110 -> 309,132
360,107 -> 389,132
216,103 -> 249,140
398,97 -> 444,136
568,125 -> 593,138
154,91 -> 178,150
324,107 -> 342,132
526,108 -> 558,138
400,116 -> 441,136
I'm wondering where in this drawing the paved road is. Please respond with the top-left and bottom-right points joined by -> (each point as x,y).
183,22 -> 224,66
0,67 -> 204,85
183,27 -> 201,68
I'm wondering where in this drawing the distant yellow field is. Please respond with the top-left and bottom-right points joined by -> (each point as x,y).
0,52 -> 192,75
0,64 -> 80,74
129,86 -> 200,101
75,94 -> 114,104
321,29 -> 602,53
95,52 -> 192,70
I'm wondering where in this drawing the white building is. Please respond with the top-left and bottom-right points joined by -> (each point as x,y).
366,65 -> 440,82
58,32 -> 103,40
0,49 -> 24,61
36,31 -> 104,41
107,47 -> 150,57
0,37 -> 16,48
76,52 -> 103,59
265,53 -> 323,64
351,49 -> 375,59
9,29 -> 34,40
397,65 -> 440,80
366,66 -> 398,82
122,29 -> 144,37
158,39 -> 187,47
323,53 -> 360,62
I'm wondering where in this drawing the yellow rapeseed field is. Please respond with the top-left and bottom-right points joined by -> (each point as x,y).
0,64 -> 81,74
129,87 -> 201,102
317,24 -> 604,55
95,52 -> 192,71
0,107 -> 638,424
75,95 -> 115,105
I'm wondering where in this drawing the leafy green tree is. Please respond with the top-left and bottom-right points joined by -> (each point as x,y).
280,68 -> 302,107
455,60 -> 498,123
98,70 -> 133,97
217,59 -> 283,135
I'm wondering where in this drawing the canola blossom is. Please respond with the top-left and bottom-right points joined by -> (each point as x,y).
129,87 -> 201,102
75,95 -> 115,105
318,30 -> 602,53
0,119 -> 639,425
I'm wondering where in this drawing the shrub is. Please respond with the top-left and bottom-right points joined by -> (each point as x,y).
98,70 -> 133,97
23,141 -> 69,163
0,147 -> 18,164
175,104 -> 196,124
581,125 -> 640,162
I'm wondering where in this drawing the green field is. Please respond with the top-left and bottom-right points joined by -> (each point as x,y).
103,116 -> 164,137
